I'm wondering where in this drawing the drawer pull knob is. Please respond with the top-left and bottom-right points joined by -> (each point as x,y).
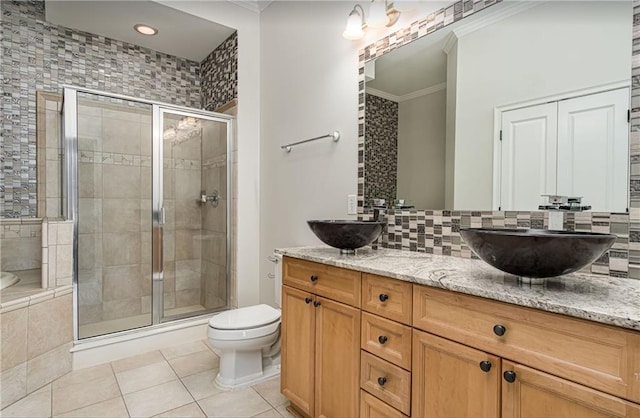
313,300 -> 321,308
379,293 -> 389,302
503,370 -> 517,383
304,297 -> 312,304
310,275 -> 318,282
479,361 -> 492,372
378,335 -> 388,344
493,325 -> 506,336
377,377 -> 387,386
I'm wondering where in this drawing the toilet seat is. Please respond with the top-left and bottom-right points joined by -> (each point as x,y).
208,304 -> 281,341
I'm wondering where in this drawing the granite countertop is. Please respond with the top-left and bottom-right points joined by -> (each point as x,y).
275,246 -> 640,332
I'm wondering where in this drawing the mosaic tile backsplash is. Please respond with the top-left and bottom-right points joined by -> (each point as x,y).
201,31 -> 238,112
0,0 -> 202,218
358,0 -> 639,280
364,93 -> 398,206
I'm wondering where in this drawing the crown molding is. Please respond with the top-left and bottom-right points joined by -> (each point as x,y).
441,31 -> 458,55
366,82 -> 447,103
451,1 -> 543,39
227,0 -> 272,13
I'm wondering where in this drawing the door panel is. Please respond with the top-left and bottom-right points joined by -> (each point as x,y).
412,330 -> 500,418
281,285 -> 315,417
502,361 -> 640,418
557,88 -> 629,212
500,103 -> 557,211
315,297 -> 361,418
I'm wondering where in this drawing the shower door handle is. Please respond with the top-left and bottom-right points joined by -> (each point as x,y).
159,207 -> 166,225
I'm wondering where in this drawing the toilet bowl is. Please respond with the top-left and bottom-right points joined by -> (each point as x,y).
207,303 -> 281,389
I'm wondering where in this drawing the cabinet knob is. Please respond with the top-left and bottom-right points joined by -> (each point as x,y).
304,297 -> 312,304
493,324 -> 506,336
379,293 -> 389,302
503,370 -> 516,383
310,275 -> 318,282
313,300 -> 321,308
479,360 -> 492,373
378,335 -> 388,344
377,377 -> 387,386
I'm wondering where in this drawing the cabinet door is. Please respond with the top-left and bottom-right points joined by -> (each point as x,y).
412,330 -> 500,418
281,285 -> 315,417
315,296 -> 361,418
502,360 -> 640,418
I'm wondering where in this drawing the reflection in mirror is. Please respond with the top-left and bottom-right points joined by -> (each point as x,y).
364,1 -> 632,212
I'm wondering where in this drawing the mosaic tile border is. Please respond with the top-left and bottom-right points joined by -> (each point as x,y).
357,0 -> 637,279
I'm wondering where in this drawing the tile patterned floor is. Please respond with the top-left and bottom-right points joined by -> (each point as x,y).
1,340 -> 292,418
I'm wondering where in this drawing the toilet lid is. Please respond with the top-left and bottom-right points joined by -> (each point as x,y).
209,304 -> 281,330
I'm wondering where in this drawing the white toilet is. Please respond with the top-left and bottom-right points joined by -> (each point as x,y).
207,256 -> 283,389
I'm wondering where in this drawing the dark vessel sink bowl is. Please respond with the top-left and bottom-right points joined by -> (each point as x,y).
307,220 -> 385,254
459,228 -> 616,283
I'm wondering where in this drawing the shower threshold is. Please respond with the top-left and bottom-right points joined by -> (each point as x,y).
79,304 -> 207,339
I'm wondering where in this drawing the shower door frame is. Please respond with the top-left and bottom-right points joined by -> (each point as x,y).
63,86 -> 234,342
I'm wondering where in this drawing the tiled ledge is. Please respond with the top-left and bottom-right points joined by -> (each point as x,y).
0,285 -> 72,314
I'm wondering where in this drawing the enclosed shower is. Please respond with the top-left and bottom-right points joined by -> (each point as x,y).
62,87 -> 233,340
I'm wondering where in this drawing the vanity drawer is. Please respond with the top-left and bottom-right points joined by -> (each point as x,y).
361,312 -> 412,370
360,390 -> 408,418
413,285 -> 640,403
283,257 -> 361,307
362,274 -> 412,325
361,351 -> 411,415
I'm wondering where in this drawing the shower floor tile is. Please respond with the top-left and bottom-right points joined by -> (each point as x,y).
1,339 -> 290,418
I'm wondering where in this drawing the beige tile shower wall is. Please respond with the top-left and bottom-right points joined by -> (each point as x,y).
0,287 -> 73,410
36,92 -> 63,219
76,101 -> 153,325
201,118 -> 228,310
42,219 -> 74,288
0,219 -> 42,272
165,120 -> 203,310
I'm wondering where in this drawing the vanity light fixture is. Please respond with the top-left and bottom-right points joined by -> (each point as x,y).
133,24 -> 158,36
343,0 -> 400,40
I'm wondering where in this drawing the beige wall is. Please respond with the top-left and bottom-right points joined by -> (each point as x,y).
397,89 -> 447,209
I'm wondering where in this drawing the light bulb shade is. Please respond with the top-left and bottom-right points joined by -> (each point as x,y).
343,8 -> 365,40
368,0 -> 389,28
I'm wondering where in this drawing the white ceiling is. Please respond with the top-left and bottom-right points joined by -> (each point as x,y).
44,0 -> 237,62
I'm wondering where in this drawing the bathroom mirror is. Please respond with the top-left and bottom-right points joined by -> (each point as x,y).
363,1 -> 632,212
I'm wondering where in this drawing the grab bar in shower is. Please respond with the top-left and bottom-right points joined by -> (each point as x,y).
281,131 -> 340,153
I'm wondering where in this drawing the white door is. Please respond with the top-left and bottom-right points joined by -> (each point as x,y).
556,88 -> 629,212
500,102 -> 558,211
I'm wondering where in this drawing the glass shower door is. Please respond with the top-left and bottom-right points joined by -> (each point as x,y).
156,108 -> 230,321
74,91 -> 153,338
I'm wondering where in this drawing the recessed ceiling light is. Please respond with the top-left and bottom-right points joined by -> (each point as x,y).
134,24 -> 158,36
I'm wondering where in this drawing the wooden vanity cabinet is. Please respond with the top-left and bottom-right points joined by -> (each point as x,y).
281,257 -> 361,418
280,256 -> 640,418
412,285 -> 640,418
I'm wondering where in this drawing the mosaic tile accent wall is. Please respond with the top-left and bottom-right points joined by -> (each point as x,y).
365,93 -> 398,206
628,0 -> 640,279
358,0 -> 636,279
201,32 -> 238,112
0,0 -> 202,218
